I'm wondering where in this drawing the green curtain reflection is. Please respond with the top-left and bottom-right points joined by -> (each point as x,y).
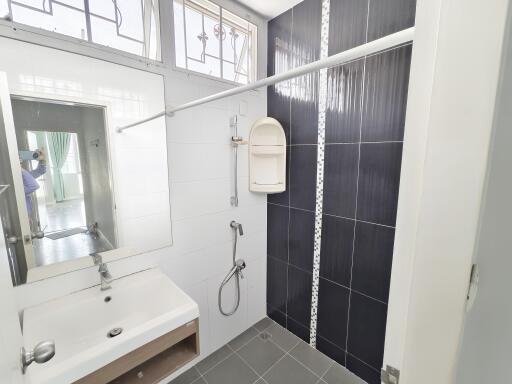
47,132 -> 71,202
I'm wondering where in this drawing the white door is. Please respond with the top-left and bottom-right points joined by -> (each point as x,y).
0,72 -> 35,271
0,189 -> 27,383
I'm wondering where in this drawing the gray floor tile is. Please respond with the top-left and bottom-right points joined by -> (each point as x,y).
238,336 -> 285,375
253,317 -> 274,331
195,345 -> 232,374
266,323 -> 302,352
228,326 -> 259,351
290,341 -> 333,376
190,378 -> 206,384
264,355 -> 319,384
203,354 -> 258,384
322,362 -> 366,384
255,379 -> 269,384
169,367 -> 200,384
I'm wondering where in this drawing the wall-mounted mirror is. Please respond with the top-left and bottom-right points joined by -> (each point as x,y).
0,92 -> 172,286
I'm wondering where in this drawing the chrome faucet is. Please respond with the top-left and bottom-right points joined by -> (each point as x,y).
91,253 -> 113,291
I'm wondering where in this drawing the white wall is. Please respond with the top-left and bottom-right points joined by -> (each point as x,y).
455,4 -> 512,382
1,38 -> 268,378
386,0 -> 510,382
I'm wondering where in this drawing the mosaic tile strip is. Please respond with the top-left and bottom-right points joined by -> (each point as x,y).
309,0 -> 330,348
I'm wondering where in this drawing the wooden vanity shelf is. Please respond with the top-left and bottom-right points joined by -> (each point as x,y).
74,319 -> 199,384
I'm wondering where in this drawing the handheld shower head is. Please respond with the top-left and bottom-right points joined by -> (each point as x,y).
230,221 -> 244,236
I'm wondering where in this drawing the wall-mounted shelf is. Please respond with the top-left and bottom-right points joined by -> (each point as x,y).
249,118 -> 286,193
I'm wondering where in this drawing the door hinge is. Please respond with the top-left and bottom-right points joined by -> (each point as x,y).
381,365 -> 400,384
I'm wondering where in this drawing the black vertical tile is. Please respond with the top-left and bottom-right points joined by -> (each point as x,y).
323,144 -> 359,218
352,222 -> 395,302
317,336 -> 346,367
328,0 -> 369,55
317,278 -> 350,350
362,45 -> 412,142
268,147 -> 291,206
267,304 -> 287,328
319,215 -> 354,287
326,59 -> 364,144
357,143 -> 403,226
267,203 -> 289,262
287,316 -> 310,343
287,265 -> 312,328
346,354 -> 381,384
290,0 -> 321,144
347,292 -> 388,370
367,0 -> 417,42
268,10 -> 293,144
289,145 -> 317,211
267,256 -> 288,314
289,208 -> 315,272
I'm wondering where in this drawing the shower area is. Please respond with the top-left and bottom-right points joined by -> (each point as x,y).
265,0 -> 415,382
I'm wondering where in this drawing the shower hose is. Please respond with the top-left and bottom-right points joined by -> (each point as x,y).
218,225 -> 245,316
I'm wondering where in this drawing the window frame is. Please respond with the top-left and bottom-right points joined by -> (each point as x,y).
170,0 -> 258,86
0,0 -> 164,65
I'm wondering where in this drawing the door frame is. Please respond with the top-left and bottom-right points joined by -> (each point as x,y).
0,73 -> 34,268
384,0 -> 511,382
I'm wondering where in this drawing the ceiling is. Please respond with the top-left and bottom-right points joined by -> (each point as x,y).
236,0 -> 303,19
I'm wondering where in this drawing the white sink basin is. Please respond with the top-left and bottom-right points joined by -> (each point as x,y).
23,268 -> 199,384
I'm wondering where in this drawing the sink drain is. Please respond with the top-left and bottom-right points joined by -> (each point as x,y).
107,327 -> 123,338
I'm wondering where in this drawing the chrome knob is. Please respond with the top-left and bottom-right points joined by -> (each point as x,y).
21,340 -> 55,373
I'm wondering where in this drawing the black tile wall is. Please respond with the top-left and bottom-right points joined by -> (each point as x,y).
267,204 -> 289,262
357,143 -> 403,226
287,316 -> 311,343
267,256 -> 288,314
267,0 -> 415,381
317,336 -> 347,367
317,278 -> 350,349
268,9 -> 293,144
347,292 -> 388,370
346,354 -> 381,384
367,0 -> 417,42
328,0 -> 368,55
290,0 -> 321,145
289,145 -> 317,211
362,45 -> 412,142
326,59 -> 364,144
289,208 -> 315,272
352,222 -> 395,302
323,143 -> 359,218
287,265 -> 312,328
319,215 -> 354,287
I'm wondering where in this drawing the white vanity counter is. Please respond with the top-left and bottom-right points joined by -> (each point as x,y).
23,268 -> 199,384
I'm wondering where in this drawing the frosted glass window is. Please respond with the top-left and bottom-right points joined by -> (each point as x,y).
173,0 -> 257,84
3,0 -> 161,61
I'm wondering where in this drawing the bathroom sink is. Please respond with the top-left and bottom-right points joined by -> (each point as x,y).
22,268 -> 199,384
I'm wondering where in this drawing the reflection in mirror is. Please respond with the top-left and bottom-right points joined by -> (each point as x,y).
2,97 -> 116,285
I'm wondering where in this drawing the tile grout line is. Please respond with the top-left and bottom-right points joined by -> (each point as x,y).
343,0 -> 371,366
309,0 -> 330,349
267,202 -> 397,229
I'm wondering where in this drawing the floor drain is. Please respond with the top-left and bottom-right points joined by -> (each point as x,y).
260,332 -> 271,340
104,296 -> 112,303
107,327 -> 123,338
